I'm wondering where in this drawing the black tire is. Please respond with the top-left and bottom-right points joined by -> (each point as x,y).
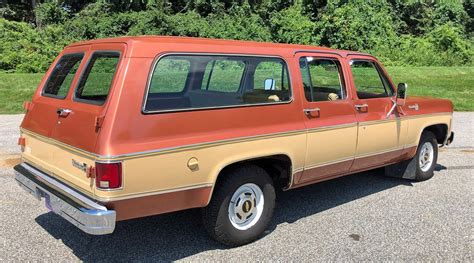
201,165 -> 275,247
414,130 -> 438,181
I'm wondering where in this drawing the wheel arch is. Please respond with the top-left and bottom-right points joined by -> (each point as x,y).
205,153 -> 294,205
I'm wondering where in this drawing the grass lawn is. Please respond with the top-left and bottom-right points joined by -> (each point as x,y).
0,67 -> 472,114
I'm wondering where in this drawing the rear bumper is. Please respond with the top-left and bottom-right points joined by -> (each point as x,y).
14,163 -> 116,235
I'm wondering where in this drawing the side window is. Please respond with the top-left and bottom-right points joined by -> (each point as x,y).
201,60 -> 245,93
253,61 -> 289,91
75,52 -> 120,105
42,54 -> 84,98
350,60 -> 393,99
299,57 -> 345,102
144,55 -> 291,112
150,58 -> 190,93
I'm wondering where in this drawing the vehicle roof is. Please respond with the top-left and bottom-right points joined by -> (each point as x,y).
67,36 -> 369,58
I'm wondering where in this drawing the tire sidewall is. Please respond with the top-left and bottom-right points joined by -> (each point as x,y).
415,132 -> 438,181
217,168 -> 275,244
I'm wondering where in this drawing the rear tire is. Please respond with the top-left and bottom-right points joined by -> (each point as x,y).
202,165 -> 275,247
413,130 -> 438,181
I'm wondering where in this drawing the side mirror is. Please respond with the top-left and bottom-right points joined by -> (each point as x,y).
396,83 -> 407,106
264,78 -> 275,90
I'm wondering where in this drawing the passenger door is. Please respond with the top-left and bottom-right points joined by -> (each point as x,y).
347,55 -> 407,170
297,53 -> 358,184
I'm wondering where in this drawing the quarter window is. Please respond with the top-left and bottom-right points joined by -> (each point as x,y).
300,57 -> 345,102
144,55 -> 291,112
350,60 -> 393,99
42,54 -> 84,98
75,52 -> 120,105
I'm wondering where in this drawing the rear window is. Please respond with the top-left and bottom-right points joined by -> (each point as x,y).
74,52 -> 120,105
42,53 -> 84,99
144,55 -> 291,113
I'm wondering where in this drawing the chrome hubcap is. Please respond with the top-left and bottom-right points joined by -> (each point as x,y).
228,183 -> 264,230
419,142 -> 434,172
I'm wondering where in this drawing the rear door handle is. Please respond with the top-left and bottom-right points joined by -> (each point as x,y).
56,108 -> 72,117
408,104 -> 419,110
304,108 -> 320,117
355,104 -> 368,111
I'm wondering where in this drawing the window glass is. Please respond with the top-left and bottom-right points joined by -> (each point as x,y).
75,52 -> 120,105
144,55 -> 291,112
350,60 -> 392,99
299,58 -> 345,102
201,60 -> 245,92
43,54 -> 84,98
150,58 -> 190,93
253,61 -> 289,91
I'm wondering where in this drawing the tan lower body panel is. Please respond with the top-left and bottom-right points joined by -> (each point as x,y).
19,113 -> 452,213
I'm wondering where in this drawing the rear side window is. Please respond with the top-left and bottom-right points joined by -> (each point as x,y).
144,55 -> 291,113
300,57 -> 345,102
42,54 -> 84,98
75,52 -> 120,105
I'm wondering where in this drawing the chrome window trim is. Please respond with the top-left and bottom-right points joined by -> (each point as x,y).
299,56 -> 348,102
41,52 -> 85,100
349,59 -> 395,98
141,52 -> 294,114
72,50 -> 122,106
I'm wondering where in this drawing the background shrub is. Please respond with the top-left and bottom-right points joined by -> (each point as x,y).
0,0 -> 472,72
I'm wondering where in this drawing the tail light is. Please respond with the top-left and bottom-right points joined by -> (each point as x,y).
95,162 -> 122,189
18,137 -> 26,152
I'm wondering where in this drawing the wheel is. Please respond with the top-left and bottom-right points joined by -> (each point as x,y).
201,165 -> 275,247
414,130 -> 438,181
384,130 -> 439,181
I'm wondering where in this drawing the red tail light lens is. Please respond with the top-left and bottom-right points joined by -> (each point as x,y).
95,162 -> 122,189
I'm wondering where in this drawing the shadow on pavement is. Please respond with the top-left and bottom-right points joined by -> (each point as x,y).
35,168 -> 413,261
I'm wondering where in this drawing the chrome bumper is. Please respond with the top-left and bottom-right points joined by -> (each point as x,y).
14,163 -> 116,235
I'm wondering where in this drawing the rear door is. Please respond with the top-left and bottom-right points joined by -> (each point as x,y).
50,43 -> 125,153
20,43 -> 125,195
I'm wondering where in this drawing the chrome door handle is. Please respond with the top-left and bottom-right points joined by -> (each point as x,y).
304,108 -> 320,117
408,104 -> 419,110
56,108 -> 72,117
355,104 -> 368,111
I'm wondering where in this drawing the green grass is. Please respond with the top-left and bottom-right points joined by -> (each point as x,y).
0,66 -> 473,114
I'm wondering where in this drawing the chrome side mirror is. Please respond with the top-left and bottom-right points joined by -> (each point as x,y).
387,83 -> 408,118
396,83 -> 407,106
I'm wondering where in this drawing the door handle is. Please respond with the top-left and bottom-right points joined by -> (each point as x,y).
408,104 -> 419,110
56,108 -> 72,117
304,108 -> 320,117
355,104 -> 368,112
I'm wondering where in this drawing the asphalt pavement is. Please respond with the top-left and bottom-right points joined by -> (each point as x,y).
0,113 -> 472,261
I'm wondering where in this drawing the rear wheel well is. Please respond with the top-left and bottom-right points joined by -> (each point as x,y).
423,124 -> 448,144
217,155 -> 292,190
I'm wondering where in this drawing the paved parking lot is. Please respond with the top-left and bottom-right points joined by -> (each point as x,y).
0,113 -> 472,261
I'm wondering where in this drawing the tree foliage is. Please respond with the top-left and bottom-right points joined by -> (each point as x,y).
0,0 -> 472,72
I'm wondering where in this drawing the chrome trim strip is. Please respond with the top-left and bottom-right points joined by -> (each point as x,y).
21,112 -> 453,161
307,122 -> 357,133
355,146 -> 404,159
304,157 -> 354,170
141,52 -> 294,114
97,183 -> 214,202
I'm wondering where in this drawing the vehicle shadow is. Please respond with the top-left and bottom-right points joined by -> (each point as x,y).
35,168 -> 413,261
